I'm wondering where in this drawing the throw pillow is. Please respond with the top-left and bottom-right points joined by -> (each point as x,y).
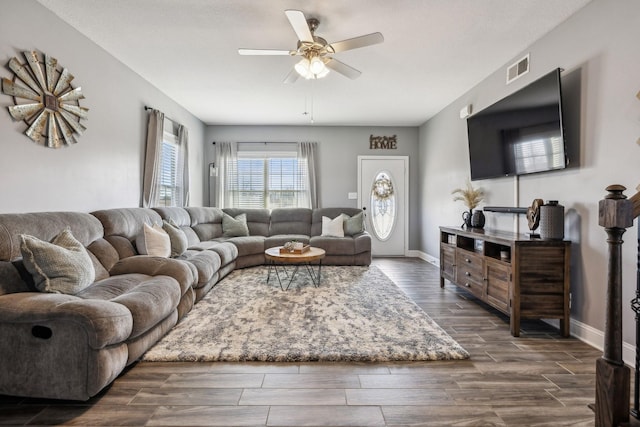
20,228 -> 96,294
162,219 -> 188,257
222,213 -> 249,237
343,212 -> 365,236
136,223 -> 171,257
321,215 -> 344,237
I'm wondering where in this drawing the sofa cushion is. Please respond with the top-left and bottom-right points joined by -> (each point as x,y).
76,273 -> 180,339
343,212 -> 365,236
136,223 -> 170,257
219,236 -> 265,257
20,228 -> 96,294
309,236 -> 356,255
185,207 -> 224,241
175,250 -> 221,289
269,208 -> 312,236
322,215 -> 345,237
222,213 -> 249,237
162,219 -> 188,257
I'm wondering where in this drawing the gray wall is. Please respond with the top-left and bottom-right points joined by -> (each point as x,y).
419,0 -> 640,352
0,1 -> 206,213
206,125 -> 420,249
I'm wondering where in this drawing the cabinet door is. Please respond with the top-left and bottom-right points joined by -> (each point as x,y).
455,249 -> 485,299
440,244 -> 456,282
485,258 -> 511,313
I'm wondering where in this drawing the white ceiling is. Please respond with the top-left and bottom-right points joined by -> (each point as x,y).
36,0 -> 592,127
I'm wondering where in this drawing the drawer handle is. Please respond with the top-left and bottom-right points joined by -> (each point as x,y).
465,258 -> 471,263
465,272 -> 471,276
465,283 -> 470,287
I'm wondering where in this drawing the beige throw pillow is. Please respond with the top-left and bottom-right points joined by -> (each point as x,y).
136,223 -> 171,257
321,215 -> 344,237
20,228 -> 96,294
162,219 -> 188,257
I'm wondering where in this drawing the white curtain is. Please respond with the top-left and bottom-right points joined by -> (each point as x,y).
298,142 -> 319,208
215,141 -> 238,208
142,109 -> 164,207
176,124 -> 190,206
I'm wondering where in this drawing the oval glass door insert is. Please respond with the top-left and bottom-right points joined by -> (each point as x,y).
370,171 -> 397,241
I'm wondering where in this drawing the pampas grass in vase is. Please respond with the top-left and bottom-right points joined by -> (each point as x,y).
452,181 -> 485,228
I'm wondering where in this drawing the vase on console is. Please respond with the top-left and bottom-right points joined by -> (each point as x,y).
462,210 -> 472,228
471,210 -> 485,229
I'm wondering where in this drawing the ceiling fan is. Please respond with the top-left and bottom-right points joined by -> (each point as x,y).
238,10 -> 384,83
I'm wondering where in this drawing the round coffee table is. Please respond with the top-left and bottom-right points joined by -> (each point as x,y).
264,246 -> 326,290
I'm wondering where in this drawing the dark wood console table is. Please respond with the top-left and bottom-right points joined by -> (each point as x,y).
439,226 -> 571,337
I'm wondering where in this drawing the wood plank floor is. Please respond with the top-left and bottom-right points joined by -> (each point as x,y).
0,257 -> 601,426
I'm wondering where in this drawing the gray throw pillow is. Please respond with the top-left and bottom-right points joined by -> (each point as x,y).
162,219 -> 188,257
20,228 -> 96,294
222,213 -> 249,237
343,212 -> 365,236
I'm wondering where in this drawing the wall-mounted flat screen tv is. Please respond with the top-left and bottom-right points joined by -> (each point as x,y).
466,68 -> 567,181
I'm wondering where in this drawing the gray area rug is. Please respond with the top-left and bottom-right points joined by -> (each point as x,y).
142,265 -> 469,362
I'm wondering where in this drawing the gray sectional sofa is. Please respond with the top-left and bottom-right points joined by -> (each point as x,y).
0,206 -> 370,400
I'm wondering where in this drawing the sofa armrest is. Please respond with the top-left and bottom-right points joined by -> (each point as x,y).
353,232 -> 372,254
0,292 -> 132,349
110,256 -> 196,294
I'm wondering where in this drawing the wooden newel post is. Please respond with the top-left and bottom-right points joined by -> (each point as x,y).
596,184 -> 633,427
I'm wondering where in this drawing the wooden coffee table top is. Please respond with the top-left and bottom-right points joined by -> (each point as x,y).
265,246 -> 326,263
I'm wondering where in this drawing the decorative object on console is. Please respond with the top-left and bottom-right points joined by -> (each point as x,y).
471,210 -> 485,228
526,198 -> 544,237
452,181 -> 484,228
1,50 -> 88,147
539,200 -> 565,240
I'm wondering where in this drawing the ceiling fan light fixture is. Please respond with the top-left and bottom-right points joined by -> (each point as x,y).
295,54 -> 329,79
309,56 -> 325,74
294,57 -> 310,76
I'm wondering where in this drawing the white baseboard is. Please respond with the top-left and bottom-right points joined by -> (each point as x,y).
407,252 -> 635,367
407,250 -> 439,267
558,317 -> 635,367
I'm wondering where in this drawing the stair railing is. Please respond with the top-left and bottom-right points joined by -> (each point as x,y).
595,184 -> 640,427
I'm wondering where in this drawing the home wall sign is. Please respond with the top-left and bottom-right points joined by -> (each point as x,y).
369,134 -> 397,150
1,50 -> 88,148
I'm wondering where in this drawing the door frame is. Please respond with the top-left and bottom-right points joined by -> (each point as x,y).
357,155 -> 409,256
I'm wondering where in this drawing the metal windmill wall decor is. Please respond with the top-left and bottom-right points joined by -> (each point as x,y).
1,50 -> 88,148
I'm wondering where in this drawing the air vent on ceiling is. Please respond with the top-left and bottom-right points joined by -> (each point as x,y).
506,54 -> 530,84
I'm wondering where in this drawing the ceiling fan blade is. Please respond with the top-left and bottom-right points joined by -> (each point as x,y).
238,49 -> 292,56
330,32 -> 384,53
325,58 -> 362,80
283,68 -> 300,84
285,10 -> 314,43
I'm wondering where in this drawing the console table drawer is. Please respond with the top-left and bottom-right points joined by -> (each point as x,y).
456,250 -> 483,273
455,250 -> 484,298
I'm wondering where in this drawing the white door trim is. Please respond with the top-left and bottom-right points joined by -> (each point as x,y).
357,155 -> 409,256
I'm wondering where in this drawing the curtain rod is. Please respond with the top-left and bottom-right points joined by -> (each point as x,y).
144,106 -> 177,124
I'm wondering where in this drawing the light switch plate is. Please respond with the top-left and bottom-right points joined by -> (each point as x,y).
348,192 -> 358,200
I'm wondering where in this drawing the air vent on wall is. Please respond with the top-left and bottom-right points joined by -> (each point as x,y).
506,54 -> 530,84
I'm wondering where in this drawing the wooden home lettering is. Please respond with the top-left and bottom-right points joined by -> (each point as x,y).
370,135 -> 397,150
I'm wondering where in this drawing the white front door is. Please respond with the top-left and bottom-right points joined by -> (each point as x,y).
358,156 -> 408,256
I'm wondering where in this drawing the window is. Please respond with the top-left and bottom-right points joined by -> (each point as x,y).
227,151 -> 309,209
157,131 -> 180,207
